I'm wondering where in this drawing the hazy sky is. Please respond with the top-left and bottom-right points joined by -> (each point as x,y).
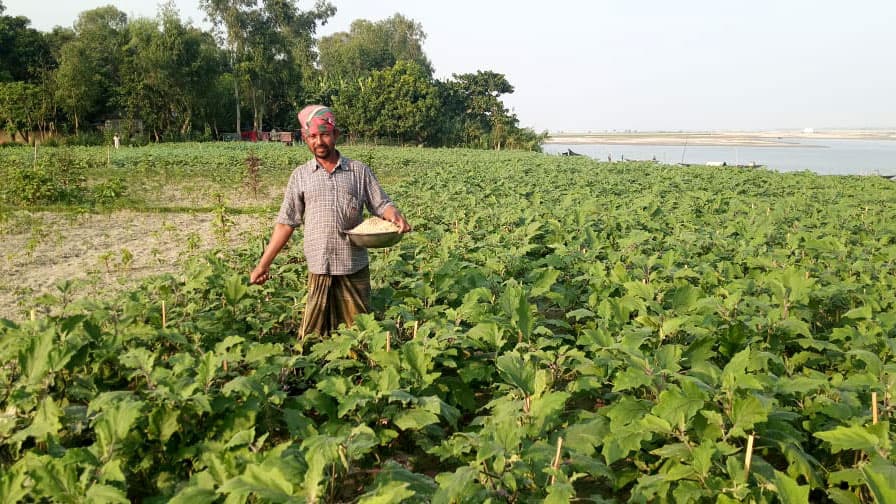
5,0 -> 895,132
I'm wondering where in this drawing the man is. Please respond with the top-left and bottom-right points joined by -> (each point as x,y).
250,105 -> 411,338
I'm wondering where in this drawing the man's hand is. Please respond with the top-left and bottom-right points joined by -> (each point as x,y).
250,264 -> 271,285
382,206 -> 412,233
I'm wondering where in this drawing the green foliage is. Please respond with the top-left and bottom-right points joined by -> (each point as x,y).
318,13 -> 433,81
2,145 -> 896,502
335,61 -> 441,145
0,158 -> 86,205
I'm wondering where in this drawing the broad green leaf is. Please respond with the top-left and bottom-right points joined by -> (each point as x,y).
651,382 -> 705,428
544,480 -> 576,504
402,342 -> 440,386
433,466 -> 479,504
393,408 -> 439,431
815,425 -> 880,454
345,425 -> 379,460
721,348 -> 763,393
372,460 -> 437,500
93,399 -> 144,456
19,328 -> 54,386
10,396 -> 63,443
774,470 -> 810,504
827,488 -> 861,504
217,463 -> 295,501
528,391 -> 570,432
358,481 -> 415,504
0,464 -> 30,503
612,366 -> 653,392
668,284 -> 703,312
120,347 -> 155,373
730,394 -> 771,437
466,322 -> 506,350
225,428 -> 255,449
640,414 -> 672,435
847,350 -> 883,376
602,423 -> 653,464
302,435 -> 341,502
861,455 -> 896,504
223,274 -> 248,306
85,483 -> 130,503
564,417 -> 610,456
844,305 -> 873,320
778,318 -> 812,337
148,406 -> 179,442
496,351 -> 536,395
170,486 -> 218,504
529,268 -> 560,298
604,396 -> 651,429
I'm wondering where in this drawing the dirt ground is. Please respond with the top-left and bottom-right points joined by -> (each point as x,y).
0,210 -> 272,321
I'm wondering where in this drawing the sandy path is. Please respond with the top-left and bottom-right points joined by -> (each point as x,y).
0,211 -> 272,321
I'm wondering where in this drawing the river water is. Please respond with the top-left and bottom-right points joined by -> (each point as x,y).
543,138 -> 896,176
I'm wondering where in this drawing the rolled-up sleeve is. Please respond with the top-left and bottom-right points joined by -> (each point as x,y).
362,165 -> 394,217
276,170 -> 304,228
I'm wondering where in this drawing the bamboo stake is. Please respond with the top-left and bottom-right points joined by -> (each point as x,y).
412,321 -> 419,340
385,331 -> 391,352
161,301 -> 167,329
550,436 -> 564,485
744,433 -> 755,481
872,391 -> 879,425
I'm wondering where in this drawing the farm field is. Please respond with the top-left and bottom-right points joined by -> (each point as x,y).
1,143 -> 896,502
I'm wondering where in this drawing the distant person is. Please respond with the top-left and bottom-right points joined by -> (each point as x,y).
113,133 -> 120,149
250,105 -> 411,339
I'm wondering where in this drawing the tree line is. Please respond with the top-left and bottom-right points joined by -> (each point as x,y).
0,0 -> 544,150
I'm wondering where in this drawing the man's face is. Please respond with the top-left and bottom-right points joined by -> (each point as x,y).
304,130 -> 338,160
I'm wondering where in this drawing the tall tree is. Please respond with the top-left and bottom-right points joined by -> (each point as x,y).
120,4 -> 226,141
449,71 -> 515,148
0,10 -> 52,82
318,13 -> 432,82
54,43 -> 101,134
0,81 -> 48,142
200,0 -> 333,133
54,6 -> 128,134
334,61 -> 439,145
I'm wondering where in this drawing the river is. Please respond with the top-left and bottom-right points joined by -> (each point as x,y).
543,138 -> 896,176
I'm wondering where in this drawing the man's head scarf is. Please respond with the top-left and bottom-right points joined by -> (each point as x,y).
298,105 -> 336,135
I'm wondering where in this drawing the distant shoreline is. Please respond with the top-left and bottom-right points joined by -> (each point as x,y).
544,129 -> 896,147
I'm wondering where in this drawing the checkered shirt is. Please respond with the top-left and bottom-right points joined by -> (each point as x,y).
276,154 -> 395,275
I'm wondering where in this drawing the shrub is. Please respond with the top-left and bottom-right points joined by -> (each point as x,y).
0,159 -> 87,206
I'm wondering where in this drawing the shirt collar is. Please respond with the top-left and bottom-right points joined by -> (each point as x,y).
312,151 -> 347,172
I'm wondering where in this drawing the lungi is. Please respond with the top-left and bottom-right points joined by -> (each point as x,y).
300,266 -> 371,338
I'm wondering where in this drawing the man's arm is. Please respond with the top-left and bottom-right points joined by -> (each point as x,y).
250,223 -> 295,284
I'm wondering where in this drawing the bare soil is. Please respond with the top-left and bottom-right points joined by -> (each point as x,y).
0,210 -> 272,321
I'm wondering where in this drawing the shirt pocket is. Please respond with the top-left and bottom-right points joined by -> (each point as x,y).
341,193 -> 362,230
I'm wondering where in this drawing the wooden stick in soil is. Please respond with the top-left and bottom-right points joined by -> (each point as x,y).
550,436 -> 564,485
386,331 -> 391,352
413,320 -> 419,340
744,433 -> 755,481
162,301 -> 167,329
872,391 -> 878,424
